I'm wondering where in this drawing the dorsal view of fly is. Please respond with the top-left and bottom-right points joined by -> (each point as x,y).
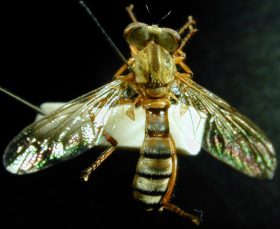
2,2 -> 276,226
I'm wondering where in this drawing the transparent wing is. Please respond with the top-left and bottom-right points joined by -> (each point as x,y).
3,79 -> 134,174
173,77 -> 276,179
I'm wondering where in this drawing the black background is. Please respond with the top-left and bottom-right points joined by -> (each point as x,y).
1,0 -> 280,228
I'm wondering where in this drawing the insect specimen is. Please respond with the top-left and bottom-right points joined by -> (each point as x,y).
2,2 -> 276,225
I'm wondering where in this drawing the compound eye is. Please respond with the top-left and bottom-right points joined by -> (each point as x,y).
158,28 -> 181,52
124,22 -> 149,49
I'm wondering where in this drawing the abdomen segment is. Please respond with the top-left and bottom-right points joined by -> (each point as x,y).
133,99 -> 176,210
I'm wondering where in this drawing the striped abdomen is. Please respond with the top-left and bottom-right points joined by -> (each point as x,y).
133,99 -> 176,210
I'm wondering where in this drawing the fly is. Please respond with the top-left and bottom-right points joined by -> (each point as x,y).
2,2 -> 276,225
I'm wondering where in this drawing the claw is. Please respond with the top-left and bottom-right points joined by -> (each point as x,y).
191,217 -> 201,226
81,168 -> 91,182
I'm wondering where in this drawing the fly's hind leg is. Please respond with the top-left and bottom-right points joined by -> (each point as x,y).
163,203 -> 202,226
81,130 -> 118,181
161,153 -> 202,225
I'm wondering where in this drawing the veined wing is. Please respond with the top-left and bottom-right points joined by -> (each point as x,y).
174,77 -> 276,179
3,79 -> 133,174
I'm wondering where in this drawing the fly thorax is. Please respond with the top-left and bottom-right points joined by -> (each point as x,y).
133,42 -> 176,91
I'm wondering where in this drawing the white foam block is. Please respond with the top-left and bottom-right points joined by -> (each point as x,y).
36,102 -> 206,156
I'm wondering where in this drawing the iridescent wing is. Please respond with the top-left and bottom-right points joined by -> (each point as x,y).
173,76 -> 276,179
3,79 -> 134,174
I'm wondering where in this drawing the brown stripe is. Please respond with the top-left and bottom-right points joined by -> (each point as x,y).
133,187 -> 166,195
150,43 -> 160,72
134,191 -> 162,205
136,171 -> 171,179
142,137 -> 172,158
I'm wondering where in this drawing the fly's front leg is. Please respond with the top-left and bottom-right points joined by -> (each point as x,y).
178,62 -> 193,77
125,4 -> 138,22
174,51 -> 193,76
178,16 -> 198,51
114,58 -> 135,77
175,72 -> 193,82
81,130 -> 118,181
173,16 -> 197,76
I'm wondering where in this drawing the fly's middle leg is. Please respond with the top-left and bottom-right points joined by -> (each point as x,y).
81,130 -> 118,181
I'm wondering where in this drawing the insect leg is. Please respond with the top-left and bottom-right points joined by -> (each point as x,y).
178,16 -> 197,35
175,72 -> 193,81
168,92 -> 179,102
161,148 -> 201,225
114,58 -> 135,77
125,4 -> 138,22
163,203 -> 201,225
178,62 -> 193,76
177,16 -> 198,51
161,152 -> 177,206
81,131 -> 118,181
174,57 -> 193,77
173,49 -> 193,76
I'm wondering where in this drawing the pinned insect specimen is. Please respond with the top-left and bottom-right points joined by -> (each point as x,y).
2,2 -> 276,225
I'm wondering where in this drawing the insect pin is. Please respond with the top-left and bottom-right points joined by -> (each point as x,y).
2,2 -> 276,226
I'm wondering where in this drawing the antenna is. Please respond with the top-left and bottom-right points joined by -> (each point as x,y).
157,10 -> 172,25
79,1 -> 130,69
0,86 -> 46,115
145,4 -> 153,22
